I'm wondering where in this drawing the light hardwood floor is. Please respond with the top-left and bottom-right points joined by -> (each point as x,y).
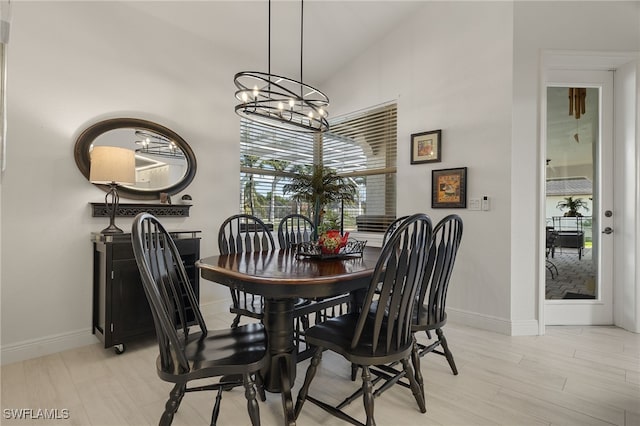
1,313 -> 639,426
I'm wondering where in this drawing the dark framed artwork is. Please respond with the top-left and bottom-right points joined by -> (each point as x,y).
432,167 -> 467,208
411,129 -> 441,164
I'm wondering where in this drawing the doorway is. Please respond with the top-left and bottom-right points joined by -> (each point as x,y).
543,70 -> 614,325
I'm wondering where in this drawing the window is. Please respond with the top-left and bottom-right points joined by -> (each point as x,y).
239,103 -> 397,232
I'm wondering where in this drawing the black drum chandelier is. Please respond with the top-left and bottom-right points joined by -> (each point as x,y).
234,0 -> 329,133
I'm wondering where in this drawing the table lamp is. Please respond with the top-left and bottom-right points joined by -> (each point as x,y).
90,146 -> 135,234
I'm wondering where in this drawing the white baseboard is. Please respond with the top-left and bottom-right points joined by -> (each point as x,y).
447,307 -> 539,336
0,300 -> 233,366
1,328 -> 99,366
510,319 -> 540,336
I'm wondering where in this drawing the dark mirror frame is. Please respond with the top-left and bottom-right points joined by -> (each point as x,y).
74,118 -> 197,201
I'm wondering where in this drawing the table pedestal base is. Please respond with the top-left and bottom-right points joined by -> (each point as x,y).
263,298 -> 296,425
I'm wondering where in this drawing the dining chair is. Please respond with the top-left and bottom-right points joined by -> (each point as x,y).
218,214 -> 276,328
277,213 -> 315,248
294,213 -> 433,426
411,214 -> 463,385
350,214 -> 462,400
131,213 -> 268,426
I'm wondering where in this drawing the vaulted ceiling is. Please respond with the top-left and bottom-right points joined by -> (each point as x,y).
125,1 -> 426,86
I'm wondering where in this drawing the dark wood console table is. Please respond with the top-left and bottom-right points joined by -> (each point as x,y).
92,231 -> 201,353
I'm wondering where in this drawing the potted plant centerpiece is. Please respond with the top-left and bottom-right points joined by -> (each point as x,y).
283,165 -> 357,247
556,196 -> 590,217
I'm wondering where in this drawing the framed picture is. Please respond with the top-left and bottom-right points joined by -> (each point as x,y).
432,167 -> 467,208
411,129 -> 441,164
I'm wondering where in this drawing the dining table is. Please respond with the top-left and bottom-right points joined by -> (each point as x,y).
196,246 -> 381,426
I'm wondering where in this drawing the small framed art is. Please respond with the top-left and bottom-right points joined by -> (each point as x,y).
411,129 -> 441,164
432,167 -> 467,208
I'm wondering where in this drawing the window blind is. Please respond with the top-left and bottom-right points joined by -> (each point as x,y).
239,103 -> 397,232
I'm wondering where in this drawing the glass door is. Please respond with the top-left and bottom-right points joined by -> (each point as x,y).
544,70 -> 613,325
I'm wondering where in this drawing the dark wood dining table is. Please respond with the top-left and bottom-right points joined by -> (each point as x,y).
196,246 -> 381,426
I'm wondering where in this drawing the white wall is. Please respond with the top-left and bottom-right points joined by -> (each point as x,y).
0,1 -> 240,363
322,1 -> 515,331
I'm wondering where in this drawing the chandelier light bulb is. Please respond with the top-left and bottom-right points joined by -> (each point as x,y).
289,99 -> 295,108
278,102 -> 284,110
241,92 -> 249,102
252,85 -> 259,98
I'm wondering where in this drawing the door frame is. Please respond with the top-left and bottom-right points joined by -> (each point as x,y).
538,50 -> 640,334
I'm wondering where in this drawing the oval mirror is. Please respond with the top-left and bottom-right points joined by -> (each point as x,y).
74,118 -> 197,200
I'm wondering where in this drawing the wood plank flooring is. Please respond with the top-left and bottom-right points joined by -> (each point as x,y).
2,314 -> 639,425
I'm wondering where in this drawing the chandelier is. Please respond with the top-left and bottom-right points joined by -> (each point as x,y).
234,0 -> 329,133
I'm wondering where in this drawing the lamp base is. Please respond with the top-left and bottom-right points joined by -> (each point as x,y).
101,223 -> 124,234
100,183 -> 124,234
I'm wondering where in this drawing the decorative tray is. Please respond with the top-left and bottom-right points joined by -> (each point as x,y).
296,239 -> 367,260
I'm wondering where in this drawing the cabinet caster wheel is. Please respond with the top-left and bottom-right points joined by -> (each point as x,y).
114,344 -> 126,354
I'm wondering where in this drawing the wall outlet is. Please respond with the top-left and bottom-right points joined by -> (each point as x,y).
469,198 -> 481,211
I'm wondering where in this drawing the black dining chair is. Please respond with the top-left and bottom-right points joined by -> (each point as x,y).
351,214 -> 463,402
412,214 -> 463,382
277,213 -> 315,248
131,213 -> 268,426
294,213 -> 433,426
218,214 -> 276,328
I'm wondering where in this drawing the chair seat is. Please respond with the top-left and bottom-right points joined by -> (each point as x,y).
158,323 -> 268,382
304,312 -> 413,366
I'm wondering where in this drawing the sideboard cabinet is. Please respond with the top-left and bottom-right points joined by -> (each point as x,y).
92,231 -> 201,353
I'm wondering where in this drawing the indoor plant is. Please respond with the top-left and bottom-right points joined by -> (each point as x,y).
283,165 -> 357,239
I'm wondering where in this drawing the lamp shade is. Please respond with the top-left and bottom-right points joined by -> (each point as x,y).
90,146 -> 135,185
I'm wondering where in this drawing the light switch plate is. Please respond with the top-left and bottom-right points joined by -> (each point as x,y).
469,198 -> 481,211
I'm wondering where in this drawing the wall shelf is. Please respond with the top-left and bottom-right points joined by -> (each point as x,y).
90,202 -> 191,218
